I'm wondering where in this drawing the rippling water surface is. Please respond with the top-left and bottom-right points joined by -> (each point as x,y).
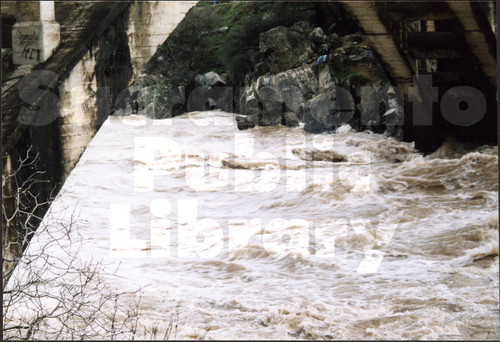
25,112 -> 500,339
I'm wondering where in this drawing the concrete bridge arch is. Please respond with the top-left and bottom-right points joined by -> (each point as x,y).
2,0 -> 196,280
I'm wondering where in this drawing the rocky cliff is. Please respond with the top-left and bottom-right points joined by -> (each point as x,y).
238,26 -> 403,141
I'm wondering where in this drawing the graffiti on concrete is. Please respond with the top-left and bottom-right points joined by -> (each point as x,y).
19,32 -> 39,45
21,46 -> 41,61
19,32 -> 41,61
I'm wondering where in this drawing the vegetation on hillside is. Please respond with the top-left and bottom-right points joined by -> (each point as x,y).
145,1 -> 355,90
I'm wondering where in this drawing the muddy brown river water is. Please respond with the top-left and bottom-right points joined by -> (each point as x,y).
10,111 -> 499,339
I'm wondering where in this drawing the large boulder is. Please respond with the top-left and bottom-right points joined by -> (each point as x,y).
186,85 -> 232,112
309,27 -> 327,44
284,112 -> 300,127
384,86 -> 405,139
132,76 -> 185,119
343,45 -> 376,66
190,71 -> 231,112
259,24 -> 314,74
301,91 -> 337,131
114,89 -> 134,117
236,114 -> 258,130
330,33 -> 377,68
240,93 -> 259,116
357,82 -> 404,136
290,20 -> 313,35
318,64 -> 335,93
195,71 -> 226,88
259,26 -> 293,71
304,121 -> 325,133
240,93 -> 259,117
241,65 -> 318,120
301,86 -> 356,132
113,75 -> 185,119
257,86 -> 283,126
358,83 -> 384,130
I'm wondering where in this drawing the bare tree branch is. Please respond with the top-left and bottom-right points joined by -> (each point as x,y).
3,147 -> 179,340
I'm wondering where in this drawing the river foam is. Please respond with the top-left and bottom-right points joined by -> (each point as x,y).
7,111 -> 499,339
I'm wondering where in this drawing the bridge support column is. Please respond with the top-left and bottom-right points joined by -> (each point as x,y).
12,1 -> 60,65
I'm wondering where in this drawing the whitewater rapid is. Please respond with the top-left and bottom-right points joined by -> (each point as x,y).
10,111 -> 500,339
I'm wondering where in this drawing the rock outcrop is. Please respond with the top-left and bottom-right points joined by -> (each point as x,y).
190,71 -> 232,112
239,23 -> 404,138
241,65 -> 318,116
120,1 -> 496,152
259,21 -> 315,74
114,75 -> 185,119
195,71 -> 226,88
134,2 -> 403,137
132,2 -> 405,139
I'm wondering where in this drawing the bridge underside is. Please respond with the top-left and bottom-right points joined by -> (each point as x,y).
341,0 -> 497,152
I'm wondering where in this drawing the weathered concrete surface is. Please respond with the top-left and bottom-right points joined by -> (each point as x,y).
3,1 -> 198,176
3,1 -> 196,181
3,1 -> 132,176
1,1 -> 192,282
2,2 -> 133,282
340,0 -> 413,87
127,1 -> 196,75
11,1 -> 60,65
447,1 -> 496,85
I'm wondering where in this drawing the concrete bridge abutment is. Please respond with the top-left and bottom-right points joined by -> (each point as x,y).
12,0 -> 60,65
2,1 -> 196,286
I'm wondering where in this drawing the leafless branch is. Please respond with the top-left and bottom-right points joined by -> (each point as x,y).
3,147 -> 179,340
